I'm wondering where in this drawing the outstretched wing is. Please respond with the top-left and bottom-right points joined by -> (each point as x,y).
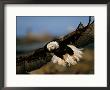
58,16 -> 94,47
58,22 -> 85,44
16,47 -> 52,74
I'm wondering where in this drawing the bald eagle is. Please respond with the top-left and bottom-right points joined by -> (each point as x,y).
16,17 -> 94,74
44,39 -> 83,66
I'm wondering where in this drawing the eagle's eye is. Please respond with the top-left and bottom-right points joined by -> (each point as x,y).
49,45 -> 55,50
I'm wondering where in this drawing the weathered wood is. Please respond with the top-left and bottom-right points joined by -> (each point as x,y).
16,17 -> 94,74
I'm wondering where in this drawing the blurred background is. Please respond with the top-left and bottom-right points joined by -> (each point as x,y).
16,16 -> 94,74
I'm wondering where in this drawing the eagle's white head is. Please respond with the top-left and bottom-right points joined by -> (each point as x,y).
47,41 -> 59,51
